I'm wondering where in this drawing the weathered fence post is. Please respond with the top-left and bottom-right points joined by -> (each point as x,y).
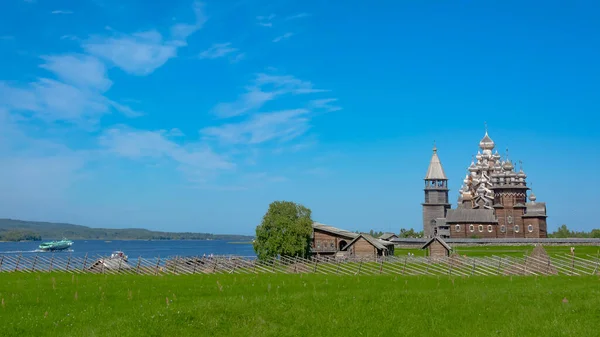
82,253 -> 88,271
15,254 -> 21,272
0,255 -> 3,272
379,258 -> 384,274
49,253 -> 55,272
524,255 -> 528,273
448,258 -> 453,276
136,256 -> 141,274
313,258 -> 318,273
294,256 -> 298,273
155,256 -> 161,276
593,252 -> 600,275
272,256 -> 276,272
357,259 -> 363,275
403,257 -> 407,275
497,258 -> 502,275
118,256 -> 123,273
212,257 -> 218,273
173,256 -> 178,275
32,255 -> 38,272
66,254 -> 72,271
471,260 -> 475,276
336,259 -> 341,275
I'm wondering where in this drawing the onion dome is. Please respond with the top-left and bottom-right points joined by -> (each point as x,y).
503,160 -> 514,171
468,160 -> 477,172
493,150 -> 501,160
517,169 -> 527,179
479,131 -> 495,150
476,151 -> 482,161
529,191 -> 537,202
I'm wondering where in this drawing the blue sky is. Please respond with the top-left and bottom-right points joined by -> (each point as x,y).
0,0 -> 598,235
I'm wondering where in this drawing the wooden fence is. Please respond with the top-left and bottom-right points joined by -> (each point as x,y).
1,253 -> 599,276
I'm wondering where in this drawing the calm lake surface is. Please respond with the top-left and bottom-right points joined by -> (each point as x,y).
0,240 -> 256,258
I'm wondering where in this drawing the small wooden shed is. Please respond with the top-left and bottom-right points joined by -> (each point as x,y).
421,236 -> 451,258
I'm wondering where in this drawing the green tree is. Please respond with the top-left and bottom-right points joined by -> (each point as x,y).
253,201 -> 313,260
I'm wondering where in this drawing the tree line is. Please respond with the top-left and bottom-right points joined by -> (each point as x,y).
548,224 -> 600,238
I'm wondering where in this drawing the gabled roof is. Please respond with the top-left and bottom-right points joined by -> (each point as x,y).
312,222 -> 359,239
446,208 -> 498,224
425,147 -> 447,180
421,236 -> 452,251
379,233 -> 398,240
345,234 -> 390,251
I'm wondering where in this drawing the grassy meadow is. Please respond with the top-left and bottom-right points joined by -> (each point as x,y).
1,272 -> 599,336
395,245 -> 600,257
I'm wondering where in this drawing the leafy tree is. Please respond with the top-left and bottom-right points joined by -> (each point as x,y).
253,201 -> 313,260
399,228 -> 423,238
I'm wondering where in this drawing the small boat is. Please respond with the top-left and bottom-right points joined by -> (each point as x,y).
39,239 -> 73,251
109,251 -> 128,262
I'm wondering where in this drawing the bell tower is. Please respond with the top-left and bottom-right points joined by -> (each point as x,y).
422,144 -> 451,238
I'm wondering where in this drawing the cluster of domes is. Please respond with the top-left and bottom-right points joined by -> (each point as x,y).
459,129 -> 531,207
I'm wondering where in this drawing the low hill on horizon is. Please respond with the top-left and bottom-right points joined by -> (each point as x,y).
0,218 -> 254,241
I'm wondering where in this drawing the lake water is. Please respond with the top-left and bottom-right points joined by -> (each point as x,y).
0,240 -> 256,258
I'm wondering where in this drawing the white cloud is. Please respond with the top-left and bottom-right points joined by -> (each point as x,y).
51,10 -> 73,14
285,13 -> 310,20
0,54 -> 139,125
199,42 -> 239,59
211,73 -> 326,118
258,22 -> 272,28
40,54 -> 112,91
309,98 -> 342,112
201,109 -> 311,145
100,126 -> 234,175
272,32 -> 293,43
84,1 -> 206,76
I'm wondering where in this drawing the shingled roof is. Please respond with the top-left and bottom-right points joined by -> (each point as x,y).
445,208 -> 498,224
379,233 -> 398,240
344,234 -> 391,251
425,147 -> 447,180
312,222 -> 359,239
421,236 -> 452,251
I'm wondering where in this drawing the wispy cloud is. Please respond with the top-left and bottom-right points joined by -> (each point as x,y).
272,32 -> 293,43
83,1 -> 206,76
256,14 -> 275,27
99,126 -> 234,182
199,42 -> 241,61
201,108 -> 311,145
0,54 -> 139,125
211,73 -> 326,118
51,10 -> 73,15
286,13 -> 310,20
309,98 -> 342,112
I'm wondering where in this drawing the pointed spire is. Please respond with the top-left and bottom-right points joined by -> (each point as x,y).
425,145 -> 447,180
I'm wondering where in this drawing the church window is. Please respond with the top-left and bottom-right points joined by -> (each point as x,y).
487,225 -> 493,232
507,216 -> 513,224
455,225 -> 461,232
500,225 -> 506,233
478,225 -> 483,232
527,225 -> 533,232
469,225 -> 474,232
514,225 -> 520,233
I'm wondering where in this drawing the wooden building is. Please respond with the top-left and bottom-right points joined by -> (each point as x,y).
423,130 -> 548,239
379,233 -> 399,241
421,236 -> 451,258
311,223 -> 394,258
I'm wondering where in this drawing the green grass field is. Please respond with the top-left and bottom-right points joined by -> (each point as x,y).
1,273 -> 599,336
395,245 -> 600,257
